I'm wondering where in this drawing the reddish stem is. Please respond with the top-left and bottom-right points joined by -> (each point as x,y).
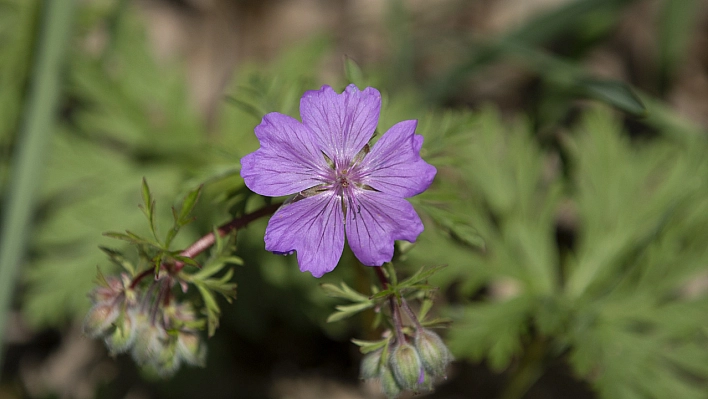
178,201 -> 282,263
391,296 -> 406,343
375,266 -> 389,288
400,297 -> 423,331
374,266 -> 407,342
130,268 -> 154,289
130,202 -> 282,286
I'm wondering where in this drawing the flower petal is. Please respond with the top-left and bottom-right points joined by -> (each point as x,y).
345,190 -> 424,266
359,120 -> 437,198
265,193 -> 345,277
300,85 -> 381,165
241,112 -> 328,197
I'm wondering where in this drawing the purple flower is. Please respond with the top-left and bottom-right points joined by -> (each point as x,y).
240,85 -> 436,277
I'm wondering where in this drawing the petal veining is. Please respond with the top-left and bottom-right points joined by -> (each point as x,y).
345,190 -> 424,267
358,120 -> 436,198
241,112 -> 328,197
265,193 -> 345,277
300,85 -> 380,166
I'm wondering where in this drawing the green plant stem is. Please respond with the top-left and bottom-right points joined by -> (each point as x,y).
0,0 -> 75,376
499,337 -> 548,399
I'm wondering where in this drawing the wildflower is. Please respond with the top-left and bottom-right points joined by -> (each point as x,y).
241,85 -> 436,277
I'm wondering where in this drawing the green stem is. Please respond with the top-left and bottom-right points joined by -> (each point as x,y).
499,337 -> 548,399
0,0 -> 75,375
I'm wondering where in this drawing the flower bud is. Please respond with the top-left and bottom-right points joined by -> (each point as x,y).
389,341 -> 423,390
359,349 -> 383,380
176,331 -> 206,367
155,341 -> 181,378
104,312 -> 137,354
415,369 -> 434,393
89,275 -> 123,303
83,303 -> 119,338
415,329 -> 453,377
380,363 -> 402,399
131,323 -> 168,366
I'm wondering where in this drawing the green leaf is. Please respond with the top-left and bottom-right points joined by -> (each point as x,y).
657,0 -> 702,92
103,231 -> 160,248
326,302 -> 374,323
173,255 -> 200,268
352,338 -> 391,354
578,78 -> 646,116
427,0 -> 635,102
94,267 -> 110,288
343,55 -> 365,88
195,282 -> 221,337
418,297 -> 434,321
177,184 -> 202,225
139,177 -> 160,244
448,296 -> 533,372
99,246 -> 136,275
320,282 -> 370,302
397,265 -> 447,290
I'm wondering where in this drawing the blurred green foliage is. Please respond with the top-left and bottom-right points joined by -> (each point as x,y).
2,0 -> 708,398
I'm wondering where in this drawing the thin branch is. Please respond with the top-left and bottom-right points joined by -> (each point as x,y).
375,266 -> 389,288
400,298 -> 423,331
179,202 -> 282,261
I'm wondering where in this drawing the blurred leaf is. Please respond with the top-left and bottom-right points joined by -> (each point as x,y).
352,337 -> 390,354
321,282 -> 370,302
427,0 -> 638,102
449,296 -> 533,372
578,78 -> 646,116
327,302 -> 375,323
564,109 -> 698,298
657,0 -> 702,93
343,56 -> 366,88
99,246 -> 136,276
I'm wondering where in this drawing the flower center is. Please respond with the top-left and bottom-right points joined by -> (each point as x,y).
337,169 -> 351,189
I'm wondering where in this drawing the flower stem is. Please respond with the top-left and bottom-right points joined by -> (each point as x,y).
400,298 -> 423,331
177,201 -> 282,265
390,297 -> 406,344
130,268 -> 154,289
374,266 -> 390,288
130,202 -> 283,286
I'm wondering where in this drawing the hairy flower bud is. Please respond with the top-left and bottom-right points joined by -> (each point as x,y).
176,331 -> 206,367
360,349 -> 383,380
104,312 -> 137,354
155,340 -> 181,378
83,303 -> 119,338
89,276 -> 123,303
380,363 -> 402,399
131,323 -> 167,366
415,328 -> 453,377
389,341 -> 423,390
415,368 -> 434,393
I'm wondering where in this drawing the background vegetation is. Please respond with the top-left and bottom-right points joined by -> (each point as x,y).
2,0 -> 708,398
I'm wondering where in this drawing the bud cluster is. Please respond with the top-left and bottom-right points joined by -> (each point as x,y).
83,273 -> 206,377
361,328 -> 453,398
